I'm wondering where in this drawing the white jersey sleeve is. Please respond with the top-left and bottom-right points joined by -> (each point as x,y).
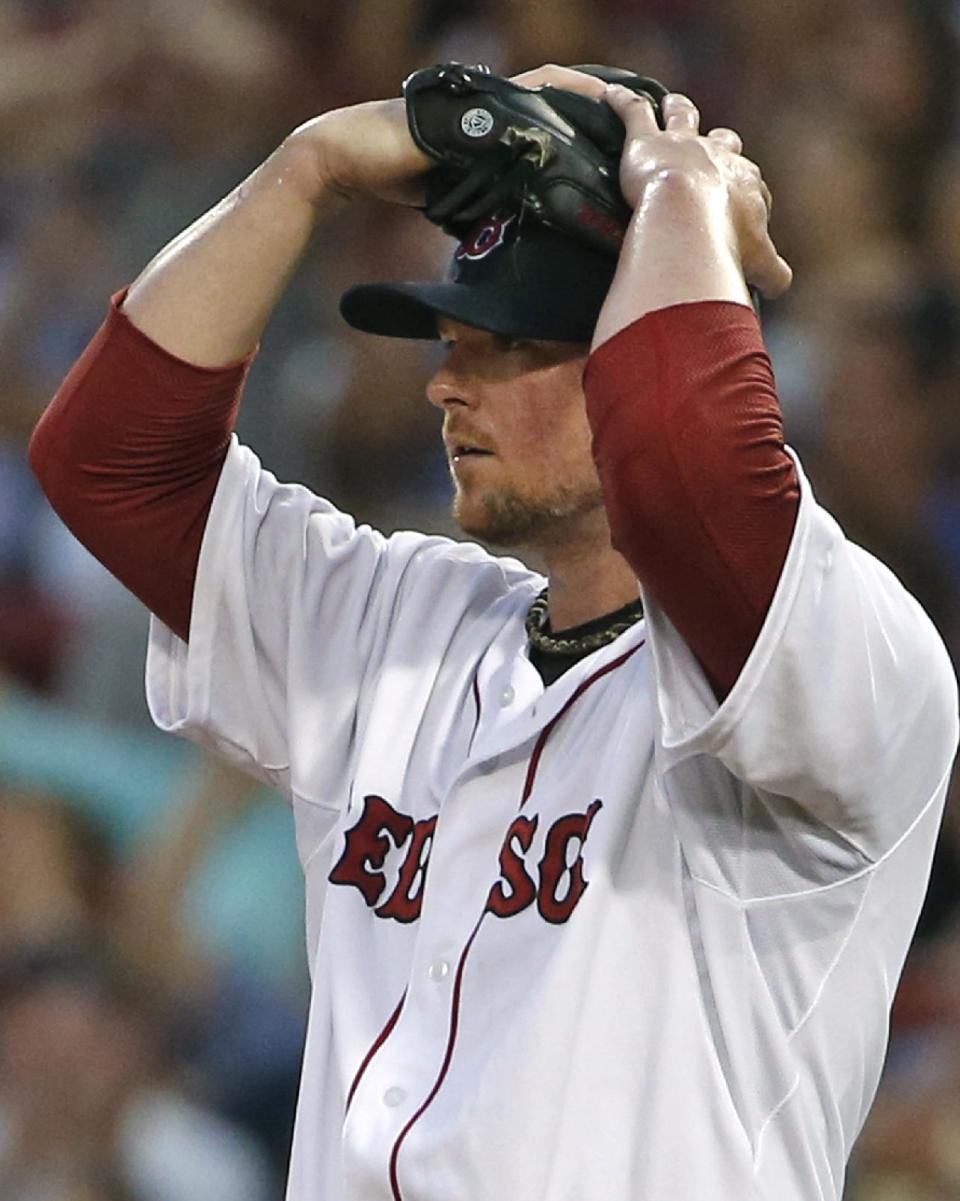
645,450 -> 958,880
145,437 -> 533,808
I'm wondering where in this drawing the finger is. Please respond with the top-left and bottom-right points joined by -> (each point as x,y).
512,63 -> 609,100
758,253 -> 793,300
603,82 -> 659,135
740,162 -> 772,215
663,92 -> 700,133
707,126 -> 742,155
749,233 -> 793,300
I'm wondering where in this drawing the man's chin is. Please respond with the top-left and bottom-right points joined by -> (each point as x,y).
452,475 -> 608,547
453,512 -> 527,549
453,492 -> 554,549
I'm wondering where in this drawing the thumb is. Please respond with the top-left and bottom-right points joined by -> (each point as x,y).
748,235 -> 793,300
603,82 -> 660,136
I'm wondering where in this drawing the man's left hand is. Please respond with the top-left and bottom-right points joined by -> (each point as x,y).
604,85 -> 793,299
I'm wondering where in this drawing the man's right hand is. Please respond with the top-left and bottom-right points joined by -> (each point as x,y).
297,65 -> 610,209
300,97 -> 433,207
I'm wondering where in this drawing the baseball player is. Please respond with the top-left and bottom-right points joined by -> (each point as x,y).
30,63 -> 959,1201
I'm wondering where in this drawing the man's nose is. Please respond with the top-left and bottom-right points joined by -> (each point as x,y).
426,356 -> 474,410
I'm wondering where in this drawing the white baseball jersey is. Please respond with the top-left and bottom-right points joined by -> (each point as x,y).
146,436 -> 957,1201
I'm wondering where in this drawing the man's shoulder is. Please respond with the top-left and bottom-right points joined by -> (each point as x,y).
219,438 -> 544,617
383,528 -> 543,610
226,439 -> 538,584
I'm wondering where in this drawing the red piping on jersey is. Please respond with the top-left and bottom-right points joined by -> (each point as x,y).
389,913 -> 486,1201
345,990 -> 407,1116
344,670 -> 481,1122
346,669 -> 483,1123
520,642 -> 643,807
470,671 -> 482,753
387,645 -> 641,1200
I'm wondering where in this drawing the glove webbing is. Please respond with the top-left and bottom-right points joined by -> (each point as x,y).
425,142 -> 540,228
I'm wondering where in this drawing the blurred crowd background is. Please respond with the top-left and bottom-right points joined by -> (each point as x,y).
1,0 -> 959,1197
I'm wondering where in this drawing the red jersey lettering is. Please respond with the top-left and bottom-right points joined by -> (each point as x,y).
329,794 -> 414,907
537,800 -> 603,924
486,815 -> 539,918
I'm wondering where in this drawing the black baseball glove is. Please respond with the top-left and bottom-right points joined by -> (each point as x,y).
403,63 -> 669,257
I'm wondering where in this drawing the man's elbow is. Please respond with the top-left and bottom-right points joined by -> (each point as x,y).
29,404 -> 60,496
28,400 -> 78,516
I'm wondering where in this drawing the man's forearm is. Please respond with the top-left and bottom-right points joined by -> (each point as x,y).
122,129 -> 336,367
583,111 -> 796,700
592,173 -> 751,351
29,94 -> 433,641
24,127 -> 338,640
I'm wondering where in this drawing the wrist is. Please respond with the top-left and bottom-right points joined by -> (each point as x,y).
279,119 -> 353,211
632,169 -> 736,248
626,170 -> 744,287
593,174 -> 748,349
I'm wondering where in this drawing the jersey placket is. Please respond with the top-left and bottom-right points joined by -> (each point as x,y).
340,742 -> 530,1198
342,625 -> 647,1201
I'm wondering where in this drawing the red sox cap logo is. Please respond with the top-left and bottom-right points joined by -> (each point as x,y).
329,794 -> 602,926
454,212 -> 516,262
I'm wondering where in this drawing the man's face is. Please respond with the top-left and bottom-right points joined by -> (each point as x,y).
427,318 -> 602,548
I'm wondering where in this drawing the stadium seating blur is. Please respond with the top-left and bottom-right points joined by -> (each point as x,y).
1,1 -> 958,1196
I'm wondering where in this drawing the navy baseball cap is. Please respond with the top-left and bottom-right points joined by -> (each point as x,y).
339,212 -> 617,343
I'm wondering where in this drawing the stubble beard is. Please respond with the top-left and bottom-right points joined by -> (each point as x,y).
453,478 -> 605,548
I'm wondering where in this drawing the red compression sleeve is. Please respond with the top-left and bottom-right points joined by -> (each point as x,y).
584,301 -> 800,700
28,292 -> 252,642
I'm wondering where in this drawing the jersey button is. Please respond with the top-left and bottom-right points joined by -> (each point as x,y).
499,684 -> 515,707
383,1087 -> 406,1108
428,959 -> 450,982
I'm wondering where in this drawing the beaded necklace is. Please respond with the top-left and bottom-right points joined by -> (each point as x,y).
524,587 -> 644,657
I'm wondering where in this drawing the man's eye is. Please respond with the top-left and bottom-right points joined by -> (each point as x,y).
495,335 -> 527,352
